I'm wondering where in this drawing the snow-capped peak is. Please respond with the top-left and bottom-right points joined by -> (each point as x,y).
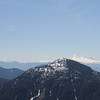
47,58 -> 69,71
48,58 -> 67,66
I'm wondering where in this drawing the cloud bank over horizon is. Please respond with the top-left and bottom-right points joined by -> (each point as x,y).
0,56 -> 100,64
70,56 -> 100,64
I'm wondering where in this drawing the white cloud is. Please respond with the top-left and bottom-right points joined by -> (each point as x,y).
70,56 -> 100,64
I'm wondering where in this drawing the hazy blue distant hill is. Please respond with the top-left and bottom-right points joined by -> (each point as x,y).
0,61 -> 45,70
0,67 -> 23,80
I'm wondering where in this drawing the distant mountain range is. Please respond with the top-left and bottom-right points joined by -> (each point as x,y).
0,58 -> 100,100
0,67 -> 23,80
0,59 -> 100,72
0,61 -> 45,70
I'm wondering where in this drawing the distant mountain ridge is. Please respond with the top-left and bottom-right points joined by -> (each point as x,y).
0,67 -> 23,80
0,57 -> 100,72
0,58 -> 100,100
0,61 -> 45,70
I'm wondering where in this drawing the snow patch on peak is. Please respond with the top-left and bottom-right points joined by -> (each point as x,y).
48,58 -> 69,71
48,58 -> 67,66
28,58 -> 69,74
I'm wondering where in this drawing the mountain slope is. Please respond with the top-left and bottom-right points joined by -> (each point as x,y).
70,56 -> 100,72
0,67 -> 24,80
0,78 -> 8,86
0,58 -> 100,100
86,63 -> 100,72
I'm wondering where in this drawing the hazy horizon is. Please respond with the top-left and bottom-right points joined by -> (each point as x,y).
0,56 -> 100,64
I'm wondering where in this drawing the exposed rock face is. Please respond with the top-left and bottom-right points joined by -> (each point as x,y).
0,58 -> 100,100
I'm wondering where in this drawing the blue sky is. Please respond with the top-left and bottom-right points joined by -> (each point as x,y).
0,0 -> 100,62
